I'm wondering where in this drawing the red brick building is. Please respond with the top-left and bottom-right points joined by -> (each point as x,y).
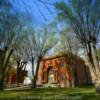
37,53 -> 92,87
6,67 -> 16,84
6,67 -> 27,84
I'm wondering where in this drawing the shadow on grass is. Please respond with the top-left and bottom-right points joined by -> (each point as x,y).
0,87 -> 100,100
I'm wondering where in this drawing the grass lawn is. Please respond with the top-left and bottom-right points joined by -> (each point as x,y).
0,86 -> 100,100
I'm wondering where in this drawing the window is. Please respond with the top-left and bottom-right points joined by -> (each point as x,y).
60,63 -> 64,67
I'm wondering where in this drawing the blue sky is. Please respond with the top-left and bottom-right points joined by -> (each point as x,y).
8,0 -> 64,77
9,0 -> 63,27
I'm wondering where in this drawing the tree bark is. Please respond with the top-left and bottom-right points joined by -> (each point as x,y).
92,44 -> 100,93
84,45 -> 96,80
0,80 -> 4,91
32,58 -> 40,88
0,49 -> 13,91
31,57 -> 34,88
16,60 -> 26,86
16,60 -> 20,86
84,45 -> 100,93
92,44 -> 100,76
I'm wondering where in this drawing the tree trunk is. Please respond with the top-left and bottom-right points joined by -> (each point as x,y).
73,54 -> 78,86
32,58 -> 40,88
84,45 -> 100,93
0,49 -> 13,91
0,75 -> 5,91
92,44 -> 100,76
0,81 -> 4,91
16,60 -> 20,86
74,65 -> 78,86
92,44 -> 100,93
31,57 -> 34,88
84,45 -> 96,80
16,61 -> 26,86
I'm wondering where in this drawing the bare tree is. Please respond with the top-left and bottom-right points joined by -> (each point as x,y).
0,1 -> 25,90
28,26 -> 57,88
54,26 -> 81,86
55,0 -> 100,92
13,34 -> 31,85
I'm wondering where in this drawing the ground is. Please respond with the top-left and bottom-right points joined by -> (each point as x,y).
0,86 -> 100,100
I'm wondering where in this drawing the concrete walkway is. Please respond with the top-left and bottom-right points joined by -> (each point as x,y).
4,85 -> 32,91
